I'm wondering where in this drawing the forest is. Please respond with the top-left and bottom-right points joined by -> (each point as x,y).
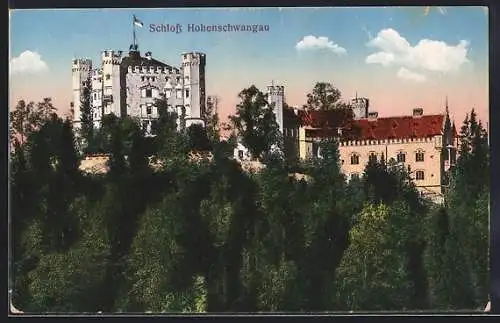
9,82 -> 490,313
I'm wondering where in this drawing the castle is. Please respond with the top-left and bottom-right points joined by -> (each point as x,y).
72,44 -> 206,135
233,84 -> 458,202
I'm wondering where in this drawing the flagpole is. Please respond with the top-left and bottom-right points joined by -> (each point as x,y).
132,15 -> 137,50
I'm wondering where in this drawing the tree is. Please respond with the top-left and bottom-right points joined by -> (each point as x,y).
302,82 -> 349,111
336,203 -> 413,310
26,196 -> 111,312
80,76 -> 94,148
10,99 -> 57,145
229,85 -> 281,161
442,109 -> 489,308
187,124 -> 212,152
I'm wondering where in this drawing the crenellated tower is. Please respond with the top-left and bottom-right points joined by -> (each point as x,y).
181,52 -> 206,128
71,58 -> 93,130
101,50 -> 123,117
267,84 -> 285,133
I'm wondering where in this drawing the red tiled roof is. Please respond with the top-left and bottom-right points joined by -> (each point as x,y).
302,111 -> 446,140
356,115 -> 445,139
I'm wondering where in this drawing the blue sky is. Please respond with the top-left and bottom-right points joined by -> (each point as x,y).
10,7 -> 489,122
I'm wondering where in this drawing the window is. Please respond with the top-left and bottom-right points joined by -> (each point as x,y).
93,93 -> 97,100
415,150 -> 425,162
238,150 -> 244,159
351,173 -> 359,180
369,152 -> 377,163
145,89 -> 152,98
152,77 -> 156,82
416,170 -> 425,180
176,89 -> 183,99
185,89 -> 190,98
397,151 -> 406,163
165,89 -> 171,98
146,106 -> 152,115
142,121 -> 148,131
105,74 -> 110,80
351,153 -> 360,165
141,76 -> 145,82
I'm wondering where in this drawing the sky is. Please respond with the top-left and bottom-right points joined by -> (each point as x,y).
10,6 -> 489,125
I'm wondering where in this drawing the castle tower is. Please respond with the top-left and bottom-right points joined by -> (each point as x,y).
71,58 -> 93,130
101,50 -> 123,117
351,95 -> 369,120
181,52 -> 206,128
206,95 -> 219,117
267,84 -> 285,133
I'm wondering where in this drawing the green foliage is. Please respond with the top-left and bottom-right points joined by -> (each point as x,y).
79,76 -> 94,148
302,82 -> 348,111
9,99 -> 489,314
230,85 -> 281,160
336,203 -> 413,310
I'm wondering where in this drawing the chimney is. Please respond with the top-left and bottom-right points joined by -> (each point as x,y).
145,51 -> 152,60
368,111 -> 378,121
413,107 -> 423,118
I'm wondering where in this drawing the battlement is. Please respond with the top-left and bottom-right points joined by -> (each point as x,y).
102,50 -> 123,58
127,65 -> 179,75
182,52 -> 206,59
72,59 -> 92,71
267,85 -> 285,94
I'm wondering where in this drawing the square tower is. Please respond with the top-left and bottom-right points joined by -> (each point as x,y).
101,50 -> 123,117
267,85 -> 285,133
71,58 -> 93,130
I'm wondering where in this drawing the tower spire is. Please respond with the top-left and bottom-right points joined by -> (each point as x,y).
445,95 -> 449,114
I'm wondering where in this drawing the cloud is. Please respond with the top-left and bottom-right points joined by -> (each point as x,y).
10,50 -> 49,75
365,28 -> 469,73
296,35 -> 347,54
397,67 -> 427,82
437,7 -> 448,15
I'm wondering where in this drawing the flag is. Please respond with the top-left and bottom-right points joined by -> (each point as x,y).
133,15 -> 144,27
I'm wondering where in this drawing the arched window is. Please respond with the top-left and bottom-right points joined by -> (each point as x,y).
415,149 -> 425,162
369,152 -> 377,163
